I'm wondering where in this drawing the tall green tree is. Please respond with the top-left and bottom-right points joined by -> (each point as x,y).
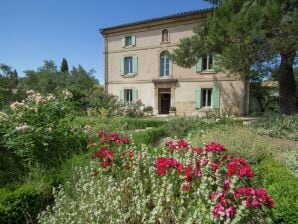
171,0 -> 298,114
60,58 -> 69,73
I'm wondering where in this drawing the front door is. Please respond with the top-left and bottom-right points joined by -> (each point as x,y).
159,88 -> 171,114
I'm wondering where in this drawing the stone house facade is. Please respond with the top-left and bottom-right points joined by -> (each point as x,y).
100,9 -> 249,116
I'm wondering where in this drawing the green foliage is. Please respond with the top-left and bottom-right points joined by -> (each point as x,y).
60,58 -> 69,73
249,114 -> 298,140
169,106 -> 176,112
131,127 -> 166,147
171,0 -> 298,114
143,106 -> 153,112
255,158 -> 298,224
0,91 -> 87,185
0,183 -> 46,224
115,100 -> 144,117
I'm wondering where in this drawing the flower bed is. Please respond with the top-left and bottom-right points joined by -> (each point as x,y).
38,131 -> 274,223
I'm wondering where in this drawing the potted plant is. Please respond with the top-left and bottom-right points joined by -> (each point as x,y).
169,106 -> 176,116
143,106 -> 153,117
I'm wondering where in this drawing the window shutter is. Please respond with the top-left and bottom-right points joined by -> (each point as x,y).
196,57 -> 202,72
120,89 -> 124,103
132,35 -> 136,46
195,88 -> 202,109
212,87 -> 221,109
133,88 -> 138,102
132,56 -> 138,75
121,37 -> 125,47
120,57 -> 124,76
213,54 -> 221,72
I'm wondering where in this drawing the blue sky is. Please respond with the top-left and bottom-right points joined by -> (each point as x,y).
0,0 -> 211,83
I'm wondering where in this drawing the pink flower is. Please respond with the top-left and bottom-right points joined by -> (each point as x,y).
212,203 -> 225,218
205,143 -> 226,153
210,192 -> 217,201
121,137 -> 129,144
225,206 -> 235,218
224,179 -> 230,191
212,162 -> 218,171
101,161 -> 110,168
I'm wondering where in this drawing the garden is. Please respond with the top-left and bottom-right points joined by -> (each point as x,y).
0,88 -> 297,224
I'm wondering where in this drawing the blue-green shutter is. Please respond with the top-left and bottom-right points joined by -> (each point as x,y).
195,88 -> 202,109
121,37 -> 125,47
133,88 -> 138,102
132,36 -> 136,46
213,54 -> 221,72
120,89 -> 124,103
132,56 -> 138,75
196,57 -> 202,72
120,57 -> 124,76
212,87 -> 221,109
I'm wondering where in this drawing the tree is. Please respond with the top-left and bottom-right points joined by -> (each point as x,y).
60,58 -> 69,73
171,0 -> 298,114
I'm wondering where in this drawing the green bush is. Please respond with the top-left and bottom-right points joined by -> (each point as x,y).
131,127 -> 166,147
0,184 -> 46,224
123,118 -> 166,130
143,106 -> 153,112
249,114 -> 298,140
0,90 -> 87,185
255,158 -> 298,224
169,106 -> 176,112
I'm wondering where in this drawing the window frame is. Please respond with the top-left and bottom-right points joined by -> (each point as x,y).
202,54 -> 213,71
201,88 -> 213,107
124,56 -> 133,75
125,36 -> 132,47
124,89 -> 133,104
160,51 -> 170,77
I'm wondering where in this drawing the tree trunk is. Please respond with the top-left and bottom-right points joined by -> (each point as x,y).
277,52 -> 297,115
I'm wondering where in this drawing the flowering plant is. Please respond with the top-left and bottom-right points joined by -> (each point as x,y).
39,131 -> 274,223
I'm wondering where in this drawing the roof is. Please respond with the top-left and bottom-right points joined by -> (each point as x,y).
100,8 -> 213,35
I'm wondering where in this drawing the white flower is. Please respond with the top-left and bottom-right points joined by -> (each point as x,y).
62,89 -> 73,99
26,90 -> 35,95
10,102 -> 24,111
15,124 -> 30,132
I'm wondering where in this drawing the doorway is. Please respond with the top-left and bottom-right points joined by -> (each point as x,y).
158,88 -> 171,114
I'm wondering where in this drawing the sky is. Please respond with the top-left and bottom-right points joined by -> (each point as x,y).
0,0 -> 211,83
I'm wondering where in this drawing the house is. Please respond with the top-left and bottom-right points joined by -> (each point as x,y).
100,8 -> 249,116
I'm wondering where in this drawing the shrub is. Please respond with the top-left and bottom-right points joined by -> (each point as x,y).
0,90 -> 87,183
249,114 -> 298,141
0,183 -> 46,224
38,131 -> 274,223
143,106 -> 153,112
169,106 -> 176,112
255,158 -> 298,224
115,100 -> 144,117
131,127 -> 166,147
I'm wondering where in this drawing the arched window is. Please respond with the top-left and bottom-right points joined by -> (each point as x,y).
160,51 -> 170,77
162,29 -> 169,42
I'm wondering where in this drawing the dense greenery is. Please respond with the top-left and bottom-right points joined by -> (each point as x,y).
172,0 -> 298,114
249,114 -> 298,140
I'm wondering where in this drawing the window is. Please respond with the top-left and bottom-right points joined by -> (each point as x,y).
125,36 -> 132,46
124,57 -> 133,75
162,29 -> 169,42
202,54 -> 213,70
160,51 -> 170,77
202,88 -> 212,107
122,35 -> 136,47
124,89 -> 133,103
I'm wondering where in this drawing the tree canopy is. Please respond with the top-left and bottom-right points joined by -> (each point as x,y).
171,0 -> 298,114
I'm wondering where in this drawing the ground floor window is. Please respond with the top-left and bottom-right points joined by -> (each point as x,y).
124,89 -> 133,103
202,88 -> 212,107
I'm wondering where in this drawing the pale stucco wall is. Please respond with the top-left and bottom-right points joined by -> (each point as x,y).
104,17 -> 249,116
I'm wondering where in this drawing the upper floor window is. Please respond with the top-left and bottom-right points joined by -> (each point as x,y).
162,29 -> 169,42
160,51 -> 170,77
196,54 -> 214,72
121,35 -> 136,47
124,57 -> 133,75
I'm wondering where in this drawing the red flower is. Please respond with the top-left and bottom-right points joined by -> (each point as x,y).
121,137 -> 129,144
212,203 -> 225,218
212,162 -> 218,171
210,192 -> 217,201
101,161 -> 110,168
182,184 -> 190,192
224,179 -> 230,191
177,139 -> 189,150
205,143 -> 226,153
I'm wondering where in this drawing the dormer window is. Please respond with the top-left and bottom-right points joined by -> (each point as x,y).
162,29 -> 169,43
